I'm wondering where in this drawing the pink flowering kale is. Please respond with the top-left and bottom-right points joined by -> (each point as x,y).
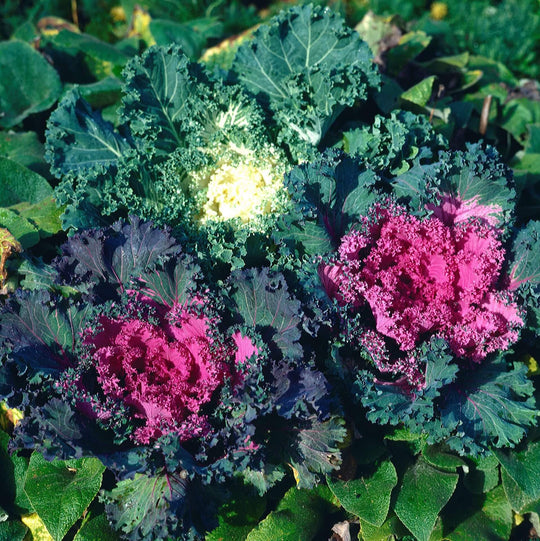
275,147 -> 537,455
85,301 -> 253,445
320,200 -> 523,367
0,217 -> 344,538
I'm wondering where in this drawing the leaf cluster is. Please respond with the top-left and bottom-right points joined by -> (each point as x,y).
0,216 -> 345,538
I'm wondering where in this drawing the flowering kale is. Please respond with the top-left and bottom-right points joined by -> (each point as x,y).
320,201 -> 523,365
0,217 -> 344,539
81,303 -> 249,445
45,5 -> 379,269
275,144 -> 538,455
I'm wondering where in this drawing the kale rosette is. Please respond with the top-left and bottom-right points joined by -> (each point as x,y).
0,217 -> 344,539
45,4 -> 380,270
275,143 -> 539,455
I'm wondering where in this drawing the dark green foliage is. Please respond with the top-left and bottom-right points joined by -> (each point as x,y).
233,4 -> 380,159
342,110 -> 446,175
228,268 -> 302,360
441,360 -> 538,455
101,472 -> 188,541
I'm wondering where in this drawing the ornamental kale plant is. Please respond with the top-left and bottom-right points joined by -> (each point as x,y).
0,217 -> 344,539
45,4 -> 379,268
275,142 -> 539,455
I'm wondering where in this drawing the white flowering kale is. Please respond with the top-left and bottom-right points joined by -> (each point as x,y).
45,4 -> 379,268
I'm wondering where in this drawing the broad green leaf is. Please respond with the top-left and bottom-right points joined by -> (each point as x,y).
387,31 -> 432,75
401,76 -> 436,108
494,440 -> 540,501
0,520 -> 27,541
501,99 -> 540,142
462,453 -> 500,494
0,40 -> 62,128
10,198 -> 63,239
0,208 -> 39,249
0,429 -> 31,516
150,19 -> 206,58
467,55 -> 517,87
0,158 -> 52,206
50,29 -> 130,66
0,431 -> 16,512
394,458 -> 458,541
421,444 -> 466,473
418,53 -> 470,72
206,486 -> 267,541
443,486 -> 512,541
0,132 -> 48,178
73,512 -> 118,541
501,468 -> 540,514
327,461 -> 398,527
359,513 -> 409,541
24,453 -> 105,541
246,485 -> 337,541
76,76 -> 123,109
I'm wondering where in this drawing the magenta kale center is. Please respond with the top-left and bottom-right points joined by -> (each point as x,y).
320,199 -> 523,364
85,300 -> 255,444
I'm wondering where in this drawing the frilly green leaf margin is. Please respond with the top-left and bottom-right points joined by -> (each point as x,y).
233,4 -> 380,157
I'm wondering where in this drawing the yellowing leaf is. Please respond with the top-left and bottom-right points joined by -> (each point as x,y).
21,513 -> 54,541
288,463 -> 301,486
525,355 -> 540,376
0,401 -> 24,430
128,6 -> 155,46
0,227 -> 22,293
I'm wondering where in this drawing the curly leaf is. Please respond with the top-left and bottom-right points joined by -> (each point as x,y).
101,472 -> 187,541
233,4 -> 379,155
510,219 -> 540,290
276,150 -> 378,255
0,290 -> 91,373
437,144 -> 515,226
441,359 -> 537,455
288,417 -> 345,489
46,89 -> 131,177
356,338 -> 457,440
139,256 -> 200,308
229,268 -> 302,359
56,217 -> 180,295
121,45 -> 206,153
343,110 -> 445,176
